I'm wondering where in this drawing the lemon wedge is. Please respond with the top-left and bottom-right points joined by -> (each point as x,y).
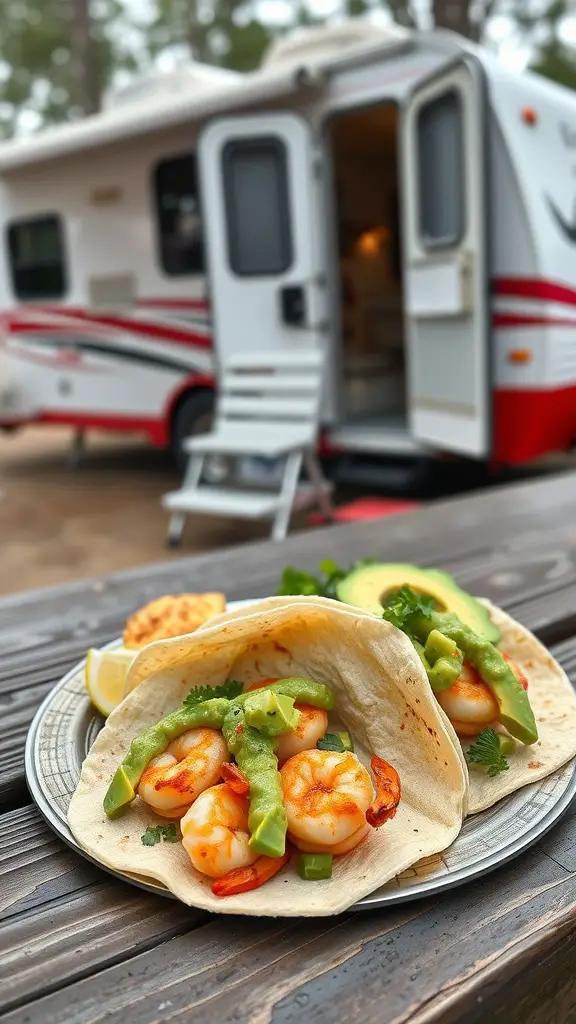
85,647 -> 136,717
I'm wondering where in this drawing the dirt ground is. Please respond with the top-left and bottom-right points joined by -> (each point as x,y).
0,426 -> 279,597
2,425 -> 572,599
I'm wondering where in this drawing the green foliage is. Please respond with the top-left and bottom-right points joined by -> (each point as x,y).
278,558 -> 376,601
532,39 -> 576,90
381,586 -> 436,633
141,823 -> 180,845
316,732 -> 347,752
466,728 -> 511,778
183,679 -> 244,709
144,0 -> 273,73
3,0 -> 575,142
0,0 -> 136,137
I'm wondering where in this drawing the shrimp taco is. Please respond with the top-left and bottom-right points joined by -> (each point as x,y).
276,561 -> 576,814
68,597 -> 468,917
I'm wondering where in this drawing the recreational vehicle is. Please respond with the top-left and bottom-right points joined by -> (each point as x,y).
0,19 -> 575,475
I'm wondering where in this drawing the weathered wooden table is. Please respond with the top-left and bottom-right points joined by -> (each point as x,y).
3,471 -> 576,1024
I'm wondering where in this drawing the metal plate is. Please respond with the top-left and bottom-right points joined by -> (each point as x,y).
25,599 -> 576,911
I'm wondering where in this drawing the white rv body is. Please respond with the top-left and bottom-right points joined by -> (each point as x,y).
0,20 -> 575,466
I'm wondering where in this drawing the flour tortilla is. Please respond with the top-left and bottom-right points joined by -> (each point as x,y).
194,595 -> 576,814
464,600 -> 576,813
68,596 -> 468,917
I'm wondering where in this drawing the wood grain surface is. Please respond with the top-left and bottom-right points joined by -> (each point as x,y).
3,471 -> 576,1023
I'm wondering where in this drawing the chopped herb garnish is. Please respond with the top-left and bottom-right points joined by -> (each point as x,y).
183,679 -> 243,709
466,728 -> 511,777
141,823 -> 180,846
317,732 -> 346,753
278,558 -> 375,601
381,586 -> 436,634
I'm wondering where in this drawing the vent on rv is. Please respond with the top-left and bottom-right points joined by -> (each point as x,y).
103,64 -> 242,110
262,18 -> 408,69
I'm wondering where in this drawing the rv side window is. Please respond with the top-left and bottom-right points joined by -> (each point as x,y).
7,214 -> 67,300
222,137 -> 292,276
154,154 -> 204,276
417,90 -> 464,248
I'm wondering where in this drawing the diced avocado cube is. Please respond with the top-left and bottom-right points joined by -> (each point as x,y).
298,852 -> 333,880
243,690 -> 300,737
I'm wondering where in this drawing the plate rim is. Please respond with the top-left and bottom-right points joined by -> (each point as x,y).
24,599 -> 576,912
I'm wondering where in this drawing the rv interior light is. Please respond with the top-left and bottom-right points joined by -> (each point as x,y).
521,107 -> 538,125
508,349 -> 532,364
354,226 -> 389,258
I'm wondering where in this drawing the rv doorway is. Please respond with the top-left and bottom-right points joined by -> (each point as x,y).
329,104 -> 408,448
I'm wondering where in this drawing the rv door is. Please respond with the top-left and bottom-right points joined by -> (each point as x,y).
198,113 -> 328,366
401,58 -> 489,457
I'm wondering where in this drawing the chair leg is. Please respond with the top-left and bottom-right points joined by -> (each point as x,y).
271,451 -> 302,542
303,449 -> 333,522
165,453 -> 205,548
167,512 -> 187,548
68,428 -> 86,470
182,453 -> 205,489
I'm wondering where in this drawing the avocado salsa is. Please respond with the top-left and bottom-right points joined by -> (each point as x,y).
278,561 -> 539,749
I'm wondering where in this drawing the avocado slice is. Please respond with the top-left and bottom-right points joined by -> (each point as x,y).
336,562 -> 500,644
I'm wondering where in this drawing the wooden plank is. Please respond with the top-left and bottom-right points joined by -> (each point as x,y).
1,641 -> 576,1018
4,473 -> 576,1015
2,808 -> 575,1024
0,682 -> 53,809
0,806 -> 206,1015
2,471 -> 576,664
0,806 -> 101,923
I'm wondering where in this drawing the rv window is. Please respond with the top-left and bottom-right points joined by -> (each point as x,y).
154,154 -> 204,276
222,137 -> 292,276
417,90 -> 464,248
7,214 -> 67,300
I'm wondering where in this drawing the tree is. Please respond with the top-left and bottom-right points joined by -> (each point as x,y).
144,0 -> 274,73
69,0 -> 100,115
0,0 -> 136,137
526,1 -> 576,89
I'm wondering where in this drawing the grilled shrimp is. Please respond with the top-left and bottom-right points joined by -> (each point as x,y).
435,662 -> 499,737
181,782 -> 258,879
281,748 -> 374,854
181,781 -> 290,895
137,728 -> 229,818
244,678 -> 328,762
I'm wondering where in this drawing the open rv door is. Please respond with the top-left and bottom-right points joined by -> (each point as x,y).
198,113 -> 328,366
401,57 -> 490,457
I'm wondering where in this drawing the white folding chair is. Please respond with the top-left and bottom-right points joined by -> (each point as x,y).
162,348 -> 333,546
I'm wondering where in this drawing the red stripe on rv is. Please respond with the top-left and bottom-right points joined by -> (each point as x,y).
136,298 -> 209,311
493,278 -> 576,307
4,309 -> 212,349
493,313 -> 576,328
493,385 -> 576,464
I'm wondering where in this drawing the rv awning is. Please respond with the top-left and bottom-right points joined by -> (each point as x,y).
0,65 -> 324,173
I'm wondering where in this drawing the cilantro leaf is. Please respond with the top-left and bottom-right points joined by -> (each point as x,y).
381,586 -> 435,633
278,558 -> 376,601
183,679 -> 243,710
141,823 -> 181,846
277,566 -> 325,597
466,728 -> 510,778
317,733 -> 346,752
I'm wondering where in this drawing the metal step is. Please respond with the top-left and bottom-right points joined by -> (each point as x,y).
331,454 -> 430,493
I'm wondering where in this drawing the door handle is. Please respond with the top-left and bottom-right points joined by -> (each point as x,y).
279,285 -> 306,327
